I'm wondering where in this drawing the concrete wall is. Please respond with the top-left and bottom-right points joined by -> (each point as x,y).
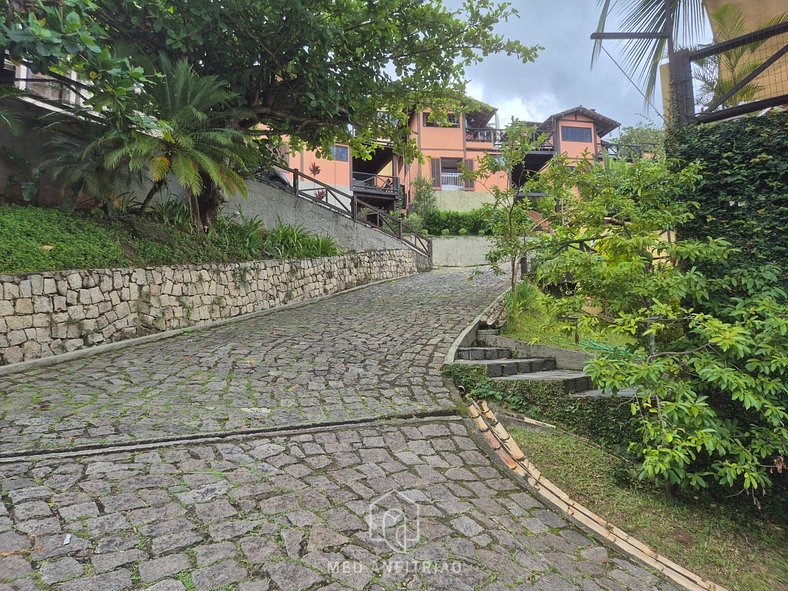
434,190 -> 494,212
224,180 -> 427,260
0,250 -> 421,366
431,236 -> 493,267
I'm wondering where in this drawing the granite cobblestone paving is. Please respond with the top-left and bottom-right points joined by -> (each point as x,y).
0,418 -> 679,591
0,269 -> 505,453
0,268 -> 682,590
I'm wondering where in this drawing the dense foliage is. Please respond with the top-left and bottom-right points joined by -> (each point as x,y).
532,158 -> 787,499
422,208 -> 491,236
2,0 -> 539,220
666,111 -> 788,276
0,202 -> 341,273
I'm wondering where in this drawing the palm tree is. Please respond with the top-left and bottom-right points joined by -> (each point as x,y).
593,0 -> 787,104
593,0 -> 709,102
106,59 -> 256,227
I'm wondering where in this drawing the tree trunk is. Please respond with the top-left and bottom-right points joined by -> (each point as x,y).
197,175 -> 224,228
187,191 -> 202,231
137,180 -> 165,215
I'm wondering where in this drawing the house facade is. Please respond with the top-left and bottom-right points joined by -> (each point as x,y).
283,105 -> 621,213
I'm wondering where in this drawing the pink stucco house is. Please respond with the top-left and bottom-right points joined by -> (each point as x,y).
285,105 -> 621,212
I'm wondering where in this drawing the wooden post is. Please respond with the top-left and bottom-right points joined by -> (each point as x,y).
668,49 -> 695,125
351,193 -> 357,221
397,218 -> 403,239
293,169 -> 299,195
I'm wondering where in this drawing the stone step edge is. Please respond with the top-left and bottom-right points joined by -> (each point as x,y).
467,399 -> 729,591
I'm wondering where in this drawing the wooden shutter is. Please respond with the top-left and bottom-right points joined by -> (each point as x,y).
430,158 -> 441,187
464,159 -> 474,190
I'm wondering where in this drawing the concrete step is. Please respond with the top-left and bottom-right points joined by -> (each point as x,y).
454,357 -> 557,377
493,370 -> 594,394
476,328 -> 501,339
456,347 -> 512,361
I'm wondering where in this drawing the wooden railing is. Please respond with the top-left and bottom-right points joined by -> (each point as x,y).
465,127 -> 555,152
596,142 -> 662,160
257,166 -> 432,262
352,172 -> 400,196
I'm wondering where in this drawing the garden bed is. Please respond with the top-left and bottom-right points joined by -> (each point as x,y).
0,202 -> 342,274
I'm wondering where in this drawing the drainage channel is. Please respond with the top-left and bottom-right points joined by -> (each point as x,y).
0,408 -> 460,464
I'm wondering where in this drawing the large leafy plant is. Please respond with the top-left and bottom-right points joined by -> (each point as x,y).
534,158 -> 787,499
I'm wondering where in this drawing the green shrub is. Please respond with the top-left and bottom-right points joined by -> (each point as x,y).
0,203 -> 127,273
263,224 -> 342,259
458,227 -> 468,236
404,212 -> 424,233
666,111 -> 788,275
423,208 -> 490,235
410,177 -> 437,218
0,203 -> 342,273
440,228 -> 450,236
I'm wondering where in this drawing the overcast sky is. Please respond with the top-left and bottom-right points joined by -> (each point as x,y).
453,0 -> 699,136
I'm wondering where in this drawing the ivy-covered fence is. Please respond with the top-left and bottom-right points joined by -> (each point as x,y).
666,111 -> 787,275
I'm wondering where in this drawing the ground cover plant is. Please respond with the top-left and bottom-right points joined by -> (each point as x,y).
507,425 -> 788,591
0,202 -> 342,273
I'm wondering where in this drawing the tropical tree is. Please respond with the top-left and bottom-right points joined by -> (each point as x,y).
4,0 -> 539,223
469,121 -> 569,295
105,60 -> 255,227
593,0 -> 709,101
532,158 -> 788,498
693,4 -> 788,108
612,121 -> 665,159
593,0 -> 787,105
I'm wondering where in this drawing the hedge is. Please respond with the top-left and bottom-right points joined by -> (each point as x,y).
666,111 -> 788,275
422,208 -> 491,236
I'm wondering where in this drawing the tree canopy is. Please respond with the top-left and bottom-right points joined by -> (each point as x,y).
3,0 -> 539,155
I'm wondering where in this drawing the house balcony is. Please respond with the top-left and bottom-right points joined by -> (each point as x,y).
440,172 -> 465,191
466,127 -> 505,147
352,172 -> 401,209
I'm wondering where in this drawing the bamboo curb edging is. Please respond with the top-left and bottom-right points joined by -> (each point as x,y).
467,399 -> 730,591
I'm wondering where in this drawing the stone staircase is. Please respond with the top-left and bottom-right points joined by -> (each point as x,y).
455,328 -> 595,395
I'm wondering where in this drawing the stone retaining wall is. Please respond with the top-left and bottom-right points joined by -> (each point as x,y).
0,250 -> 420,365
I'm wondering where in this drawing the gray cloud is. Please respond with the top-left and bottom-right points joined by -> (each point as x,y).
452,0 -> 672,134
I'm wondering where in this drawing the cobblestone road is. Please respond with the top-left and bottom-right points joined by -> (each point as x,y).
1,418 -> 678,591
0,268 -> 681,590
0,269 -> 506,453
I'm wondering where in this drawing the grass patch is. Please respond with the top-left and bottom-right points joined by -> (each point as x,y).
0,202 -> 342,273
503,282 -> 631,352
507,425 -> 788,591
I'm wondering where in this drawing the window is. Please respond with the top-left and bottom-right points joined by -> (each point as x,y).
329,145 -> 349,161
561,126 -> 593,143
423,112 -> 460,128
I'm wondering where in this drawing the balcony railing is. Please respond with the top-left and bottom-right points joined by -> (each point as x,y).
465,127 -> 555,152
352,172 -> 400,196
596,142 -> 662,160
466,127 -> 505,146
441,172 -> 464,191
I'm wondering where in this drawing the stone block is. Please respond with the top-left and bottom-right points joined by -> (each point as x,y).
0,300 -> 13,316
15,298 -> 34,314
33,296 -> 53,313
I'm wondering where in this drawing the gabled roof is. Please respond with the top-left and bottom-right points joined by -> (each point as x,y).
539,106 -> 621,137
